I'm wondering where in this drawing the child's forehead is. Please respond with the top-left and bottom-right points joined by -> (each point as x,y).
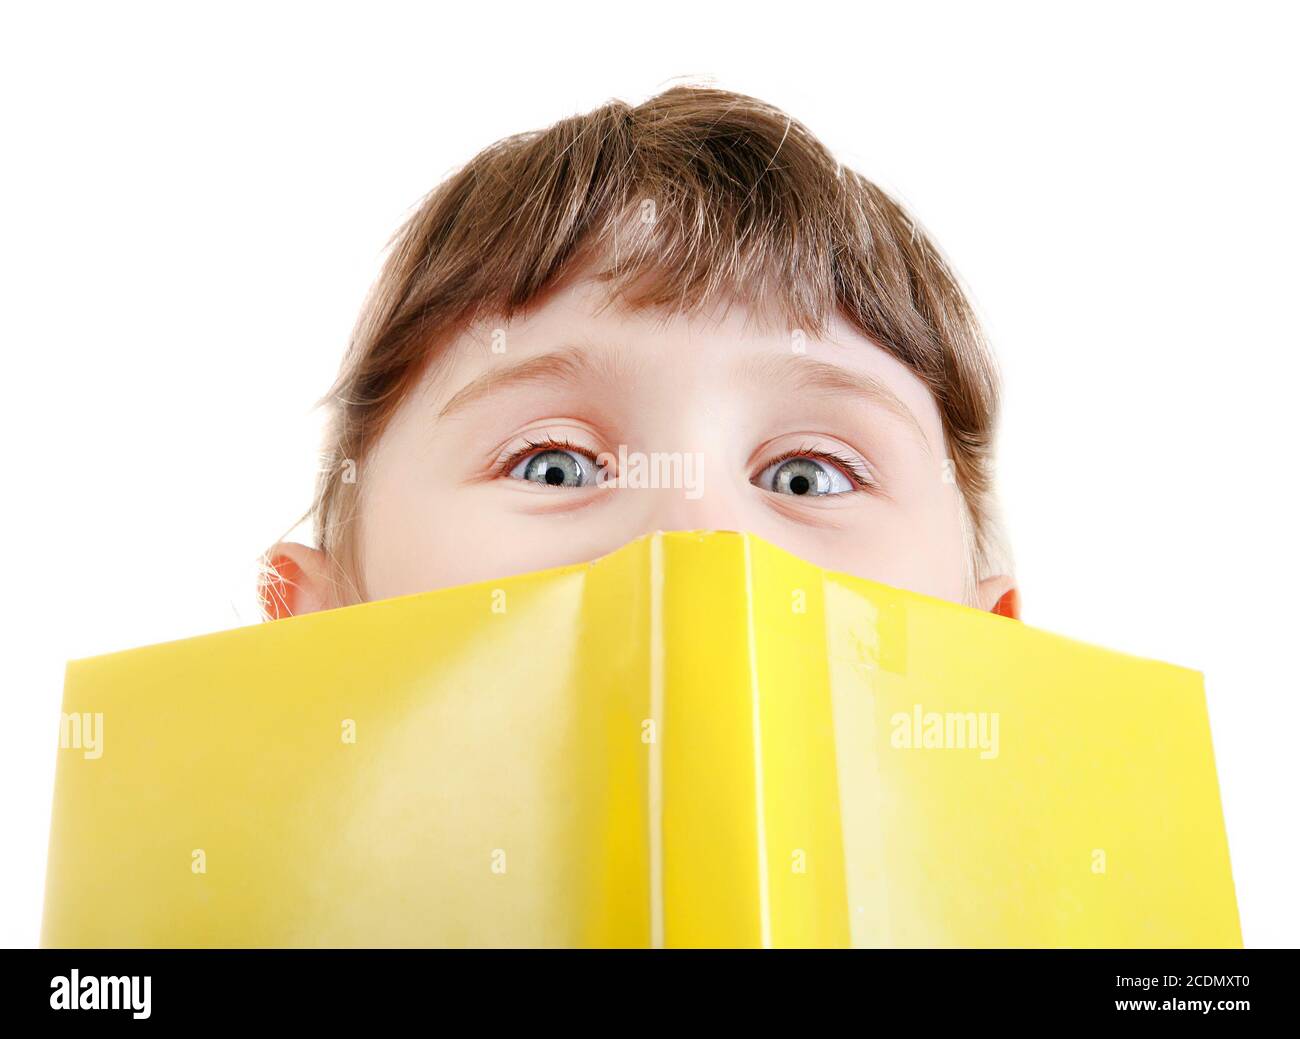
469,276 -> 793,357
443,274 -> 898,376
406,274 -> 946,451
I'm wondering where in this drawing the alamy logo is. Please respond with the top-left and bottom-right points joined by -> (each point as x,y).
59,712 -> 103,760
890,703 -> 1000,760
50,970 -> 150,1019
594,447 -> 704,500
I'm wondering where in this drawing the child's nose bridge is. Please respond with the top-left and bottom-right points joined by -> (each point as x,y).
603,435 -> 743,532
637,474 -> 740,534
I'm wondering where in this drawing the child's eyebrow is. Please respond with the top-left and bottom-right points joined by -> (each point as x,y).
436,343 -> 933,455
435,344 -> 633,420
736,353 -> 934,456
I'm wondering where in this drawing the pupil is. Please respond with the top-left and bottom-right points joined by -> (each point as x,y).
789,474 -> 811,495
545,465 -> 565,485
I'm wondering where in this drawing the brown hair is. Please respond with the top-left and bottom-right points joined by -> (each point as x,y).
298,84 -> 1009,604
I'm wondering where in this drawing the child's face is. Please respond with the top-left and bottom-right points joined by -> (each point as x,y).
296,275 -> 1010,614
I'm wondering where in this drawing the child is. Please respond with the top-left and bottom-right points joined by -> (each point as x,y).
260,85 -> 1018,622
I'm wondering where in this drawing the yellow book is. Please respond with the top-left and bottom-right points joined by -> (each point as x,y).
42,531 -> 1240,947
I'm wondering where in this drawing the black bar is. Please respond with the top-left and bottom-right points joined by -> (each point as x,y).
1,948 -> 1294,1027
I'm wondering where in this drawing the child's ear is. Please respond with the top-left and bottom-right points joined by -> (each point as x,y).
976,574 -> 1020,619
259,542 -> 338,619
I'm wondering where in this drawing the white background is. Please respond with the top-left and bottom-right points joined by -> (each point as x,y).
1,1 -> 1295,947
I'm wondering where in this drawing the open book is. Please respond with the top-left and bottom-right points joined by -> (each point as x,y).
42,531 -> 1240,947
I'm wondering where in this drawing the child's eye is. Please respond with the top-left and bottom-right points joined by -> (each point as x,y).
507,446 -> 603,487
753,452 -> 867,497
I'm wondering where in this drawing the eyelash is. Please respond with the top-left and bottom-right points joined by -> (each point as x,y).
496,437 -> 875,490
494,436 -> 597,478
761,443 -> 876,491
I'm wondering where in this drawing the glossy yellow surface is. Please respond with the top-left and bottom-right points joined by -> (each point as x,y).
42,531 -> 1240,947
